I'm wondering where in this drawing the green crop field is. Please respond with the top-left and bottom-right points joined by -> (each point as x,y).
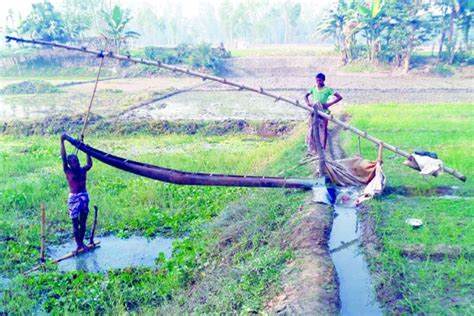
341,103 -> 474,314
0,128 -> 312,313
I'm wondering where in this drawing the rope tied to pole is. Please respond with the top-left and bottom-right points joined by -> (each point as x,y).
79,49 -> 106,144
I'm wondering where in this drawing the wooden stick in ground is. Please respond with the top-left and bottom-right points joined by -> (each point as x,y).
4,36 -> 466,182
312,106 -> 326,177
40,204 -> 46,263
89,205 -> 98,245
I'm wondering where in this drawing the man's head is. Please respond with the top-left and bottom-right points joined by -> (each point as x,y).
67,154 -> 80,170
315,73 -> 326,87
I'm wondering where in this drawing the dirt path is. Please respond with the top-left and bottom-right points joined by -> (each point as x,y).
265,199 -> 339,314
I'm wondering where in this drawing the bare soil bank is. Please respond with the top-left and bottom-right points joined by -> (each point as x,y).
265,200 -> 339,314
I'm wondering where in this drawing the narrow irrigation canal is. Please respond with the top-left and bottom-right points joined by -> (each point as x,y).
329,188 -> 382,315
48,235 -> 175,272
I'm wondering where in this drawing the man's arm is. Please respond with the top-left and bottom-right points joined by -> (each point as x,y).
304,92 -> 313,107
324,92 -> 343,109
60,134 -> 68,172
84,154 -> 93,171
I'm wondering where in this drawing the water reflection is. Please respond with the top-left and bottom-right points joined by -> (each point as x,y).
48,235 -> 175,273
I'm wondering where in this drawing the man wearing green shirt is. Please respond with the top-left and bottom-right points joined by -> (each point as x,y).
304,73 -> 343,153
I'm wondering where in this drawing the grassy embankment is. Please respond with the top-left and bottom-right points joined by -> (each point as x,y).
341,103 -> 473,314
0,127 -> 312,313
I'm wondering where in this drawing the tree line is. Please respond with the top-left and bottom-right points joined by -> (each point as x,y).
3,0 -> 473,72
317,0 -> 473,72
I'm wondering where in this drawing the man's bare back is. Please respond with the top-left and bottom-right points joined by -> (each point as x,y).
65,167 -> 88,193
61,134 -> 93,252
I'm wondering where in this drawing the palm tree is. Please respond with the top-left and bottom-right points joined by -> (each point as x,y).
19,1 -> 69,42
356,0 -> 384,63
101,5 -> 140,53
316,0 -> 358,64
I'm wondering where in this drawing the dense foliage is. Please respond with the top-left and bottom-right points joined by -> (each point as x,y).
4,0 -> 473,72
317,0 -> 474,71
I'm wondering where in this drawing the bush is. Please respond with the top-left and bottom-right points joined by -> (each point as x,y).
452,50 -> 474,65
143,46 -> 180,64
0,80 -> 62,94
142,43 -> 226,74
429,64 -> 454,77
188,43 -> 225,74
176,43 -> 192,60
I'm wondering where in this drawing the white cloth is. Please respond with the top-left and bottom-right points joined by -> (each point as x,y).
403,154 -> 443,177
356,161 -> 385,205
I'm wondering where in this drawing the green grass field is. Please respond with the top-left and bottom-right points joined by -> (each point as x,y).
341,103 -> 474,314
0,128 -> 312,313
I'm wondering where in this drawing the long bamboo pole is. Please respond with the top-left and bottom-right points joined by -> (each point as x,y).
4,36 -> 466,182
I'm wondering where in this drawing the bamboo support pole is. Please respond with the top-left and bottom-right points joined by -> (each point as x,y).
4,36 -> 466,182
357,135 -> 362,156
377,142 -> 384,163
312,107 -> 326,177
40,204 -> 46,263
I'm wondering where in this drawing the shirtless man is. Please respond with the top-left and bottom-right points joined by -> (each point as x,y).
61,134 -> 93,252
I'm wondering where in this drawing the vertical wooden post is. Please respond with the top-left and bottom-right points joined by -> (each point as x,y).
377,142 -> 384,164
89,205 -> 98,245
358,135 -> 362,156
312,106 -> 326,177
40,204 -> 46,263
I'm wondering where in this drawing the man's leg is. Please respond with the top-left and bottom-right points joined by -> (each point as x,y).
78,211 -> 89,248
306,114 -> 316,155
322,119 -> 329,150
71,217 -> 83,251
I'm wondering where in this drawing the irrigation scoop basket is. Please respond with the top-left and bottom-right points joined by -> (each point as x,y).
4,36 -> 466,182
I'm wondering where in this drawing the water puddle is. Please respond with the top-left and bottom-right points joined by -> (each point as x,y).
0,276 -> 11,288
436,195 -> 474,200
329,188 -> 383,315
48,235 -> 175,273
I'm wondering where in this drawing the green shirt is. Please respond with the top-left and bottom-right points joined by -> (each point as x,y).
309,86 -> 334,105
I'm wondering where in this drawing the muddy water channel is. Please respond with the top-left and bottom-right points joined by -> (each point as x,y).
329,188 -> 382,315
48,235 -> 175,273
